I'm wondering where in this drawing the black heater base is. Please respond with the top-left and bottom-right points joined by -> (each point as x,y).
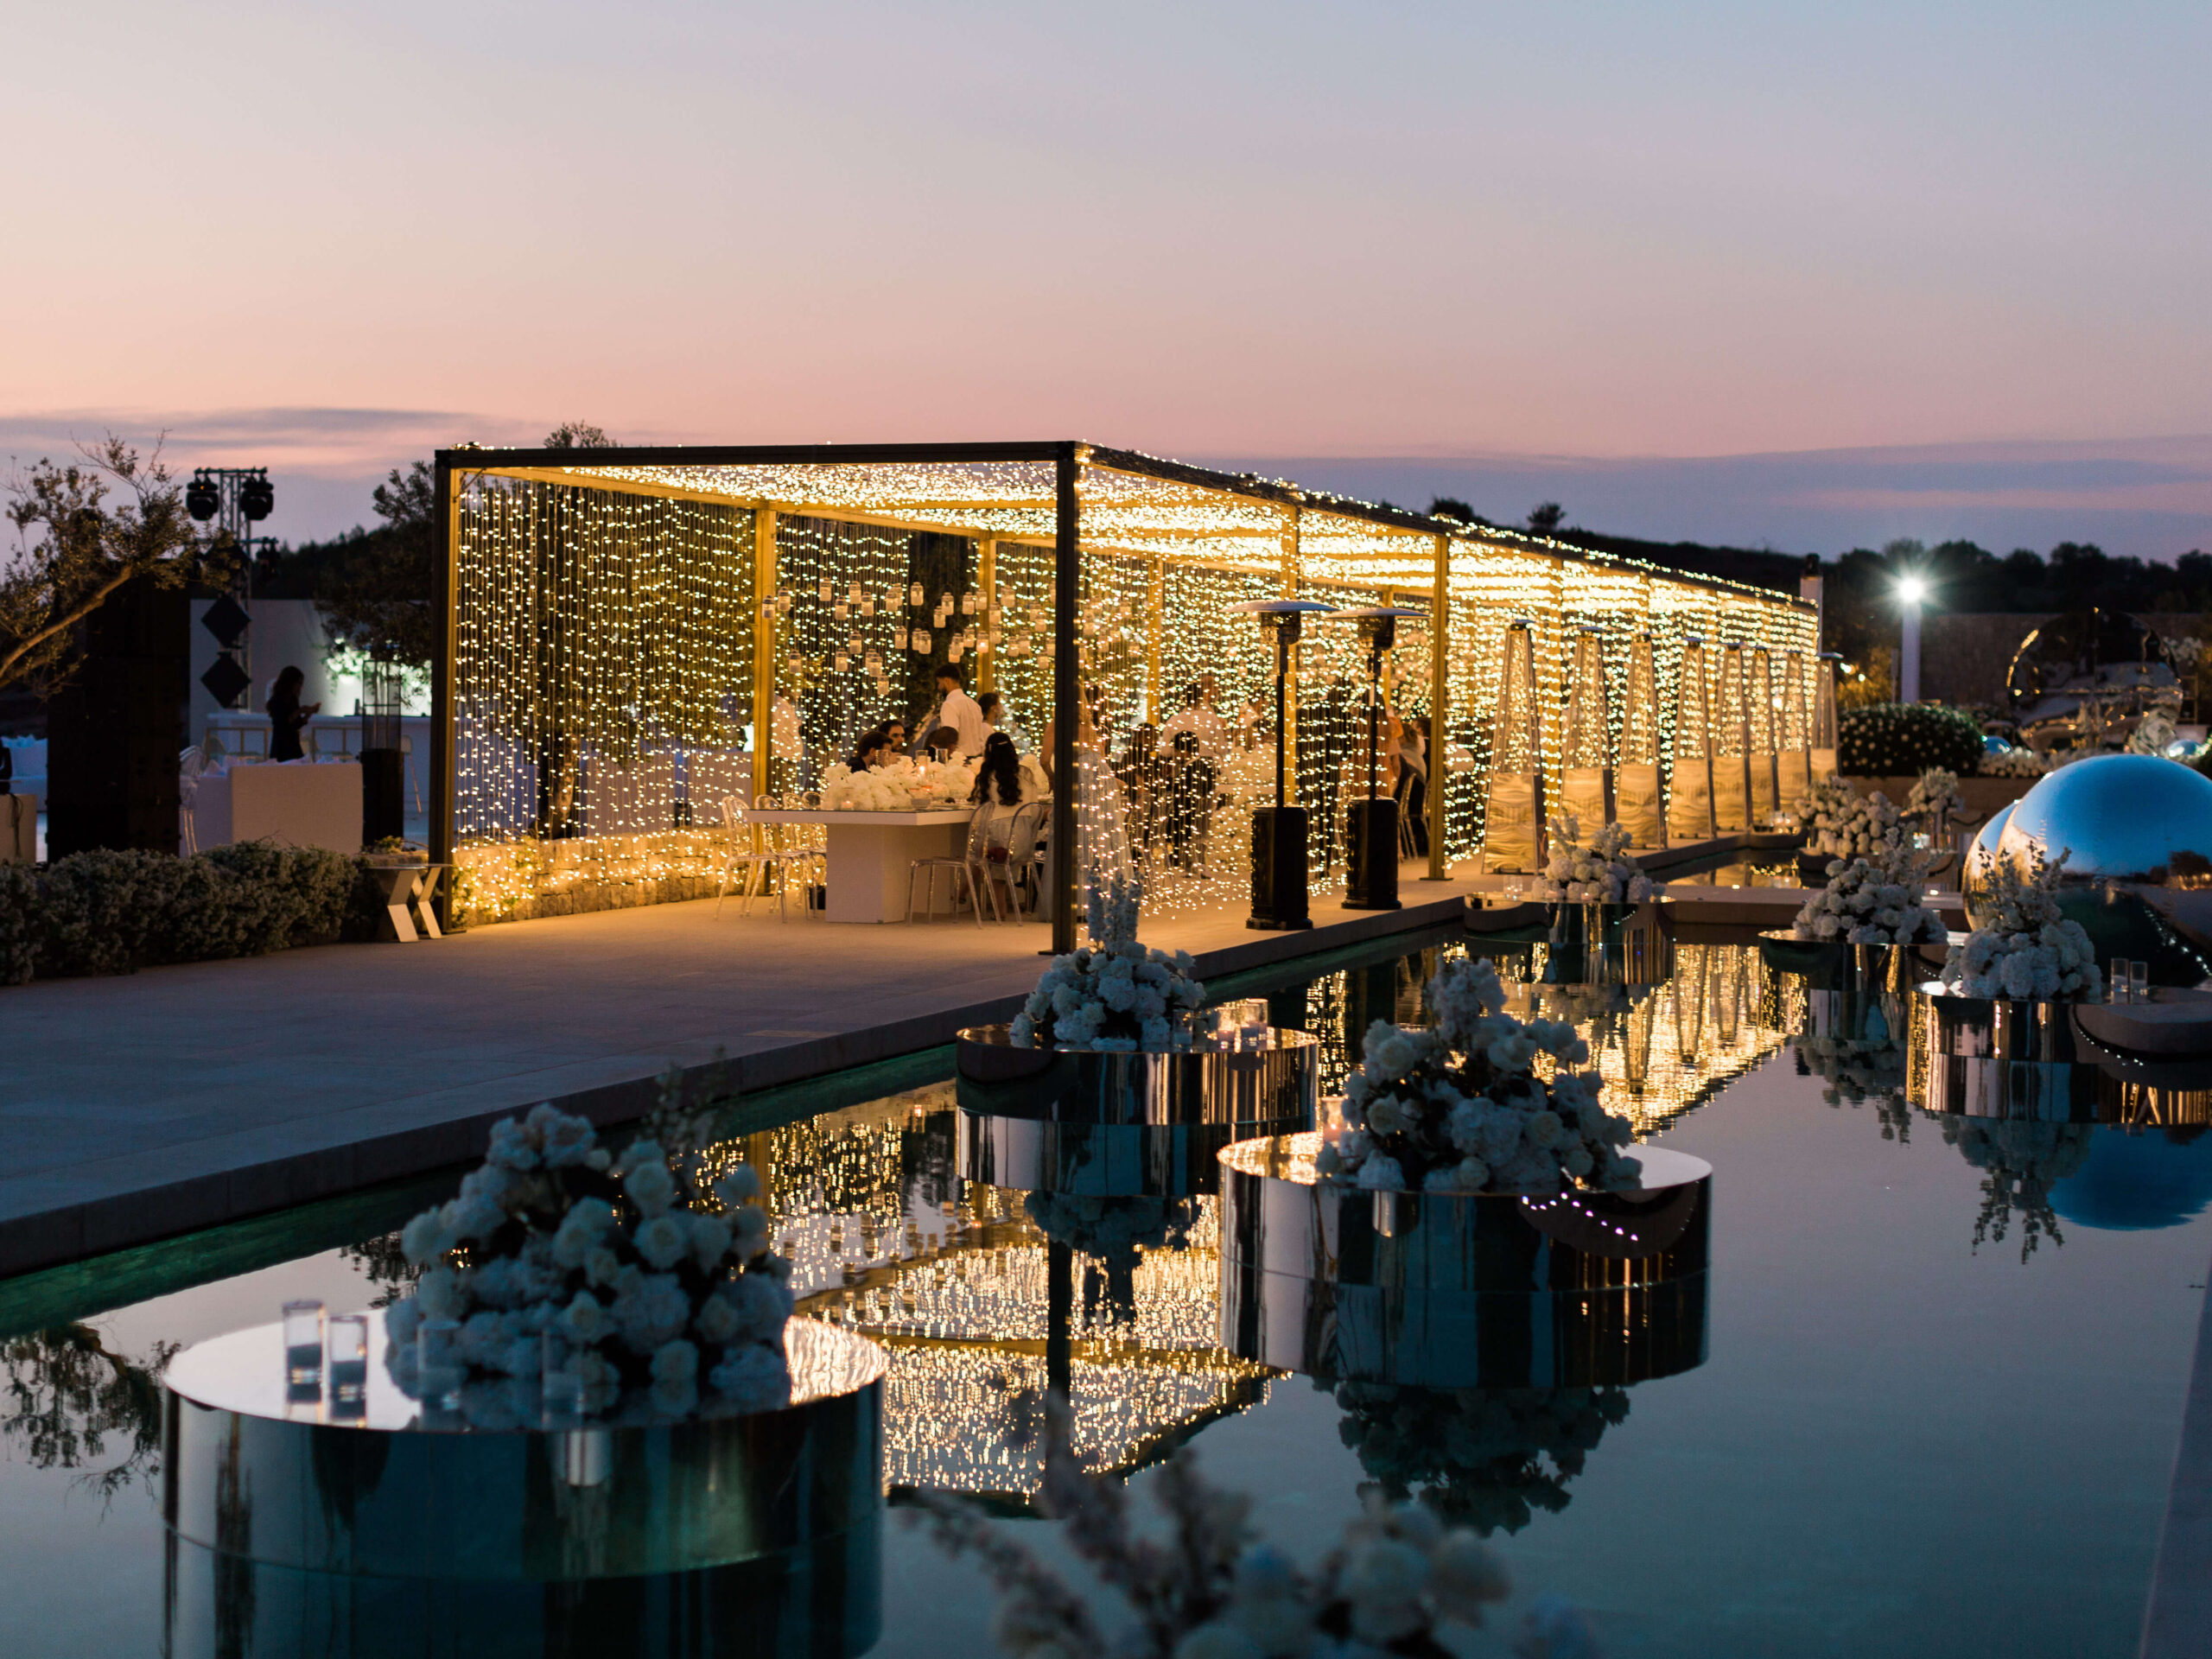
1343,797 -> 1402,911
361,747 -> 406,845
1247,805 -> 1313,931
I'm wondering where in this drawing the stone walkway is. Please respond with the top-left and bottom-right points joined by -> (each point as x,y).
0,873 -> 1478,1274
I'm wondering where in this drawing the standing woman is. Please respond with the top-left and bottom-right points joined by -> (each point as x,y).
1394,713 -> 1429,859
266,666 -> 320,762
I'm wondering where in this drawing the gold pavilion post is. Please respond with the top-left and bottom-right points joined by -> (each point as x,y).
750,507 -> 779,804
1425,531 -> 1449,880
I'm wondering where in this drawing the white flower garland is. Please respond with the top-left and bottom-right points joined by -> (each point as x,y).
1534,814 -> 1653,905
1790,845 -> 1946,945
1010,871 -> 1205,1052
1319,955 -> 1643,1194
1942,845 -> 2102,1001
383,1103 -> 793,1422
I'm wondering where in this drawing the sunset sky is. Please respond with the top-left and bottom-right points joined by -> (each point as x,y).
4,2 -> 2209,556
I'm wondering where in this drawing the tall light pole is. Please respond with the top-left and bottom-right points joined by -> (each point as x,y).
1897,575 -> 1925,704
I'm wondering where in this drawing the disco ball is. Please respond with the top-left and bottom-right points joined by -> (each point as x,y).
1980,753 -> 2212,982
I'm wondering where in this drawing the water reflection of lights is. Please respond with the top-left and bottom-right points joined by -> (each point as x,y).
689,943 -> 1786,1501
701,1092 -> 1272,1503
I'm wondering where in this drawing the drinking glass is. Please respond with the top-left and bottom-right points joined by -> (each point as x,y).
416,1319 -> 464,1412
327,1314 -> 369,1410
2113,958 -> 2131,1001
283,1300 -> 325,1389
542,1331 -> 585,1424
2133,962 -> 2152,1001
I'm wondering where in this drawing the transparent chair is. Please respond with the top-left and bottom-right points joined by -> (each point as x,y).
751,794 -> 817,923
715,797 -> 779,917
907,804 -> 996,925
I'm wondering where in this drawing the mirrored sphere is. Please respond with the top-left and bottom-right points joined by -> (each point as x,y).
1961,801 -> 2014,916
1995,754 -> 2212,887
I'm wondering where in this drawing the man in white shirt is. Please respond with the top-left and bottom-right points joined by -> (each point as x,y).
931,664 -> 987,757
1160,678 -> 1227,760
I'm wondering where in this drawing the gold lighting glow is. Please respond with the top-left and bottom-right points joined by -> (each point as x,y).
443,448 -> 1817,923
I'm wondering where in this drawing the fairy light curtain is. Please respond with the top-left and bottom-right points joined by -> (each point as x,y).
1812,654 -> 1841,782
1667,638 -> 1717,843
1618,632 -> 1666,849
1560,626 -> 1614,831
1483,620 -> 1546,873
1710,643 -> 1754,834
1747,645 -> 1780,823
442,447 -> 1817,925
1777,651 -> 1813,809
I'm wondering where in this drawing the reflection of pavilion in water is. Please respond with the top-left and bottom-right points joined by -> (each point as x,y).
1282,940 -> 1792,1137
693,942 -> 1782,1502
701,1089 -> 1268,1506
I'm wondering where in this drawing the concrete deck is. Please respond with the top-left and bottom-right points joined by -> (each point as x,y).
0,872 -> 1478,1276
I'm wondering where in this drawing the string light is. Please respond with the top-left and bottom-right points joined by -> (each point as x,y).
448,455 -> 1815,919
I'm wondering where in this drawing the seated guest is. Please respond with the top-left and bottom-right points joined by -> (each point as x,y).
970,732 -> 1024,807
846,728 -> 893,772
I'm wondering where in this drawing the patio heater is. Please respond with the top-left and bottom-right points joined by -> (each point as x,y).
1324,606 -> 1427,912
1230,599 -> 1332,931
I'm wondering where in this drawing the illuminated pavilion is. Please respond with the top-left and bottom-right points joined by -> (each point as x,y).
429,442 -> 1819,945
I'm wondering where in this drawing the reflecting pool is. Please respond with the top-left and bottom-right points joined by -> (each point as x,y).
2,934 -> 2207,1657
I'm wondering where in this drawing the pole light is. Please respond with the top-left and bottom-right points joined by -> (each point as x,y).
1230,598 -> 1332,931
1321,606 -> 1427,912
1897,575 -> 1925,704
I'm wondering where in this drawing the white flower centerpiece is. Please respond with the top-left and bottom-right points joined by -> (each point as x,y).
1789,844 -> 1946,945
383,1103 -> 796,1421
820,753 -> 977,810
1318,955 -> 1643,1194
1904,766 -> 1966,824
1941,846 -> 2103,1001
1010,872 -> 1206,1052
1534,813 -> 1654,905
1805,775 -> 1904,861
1981,744 -> 2052,779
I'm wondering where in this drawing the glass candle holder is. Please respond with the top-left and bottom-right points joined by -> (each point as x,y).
327,1314 -> 369,1410
416,1319 -> 464,1412
282,1300 -> 325,1389
2113,959 -> 2132,1001
2133,962 -> 2152,1001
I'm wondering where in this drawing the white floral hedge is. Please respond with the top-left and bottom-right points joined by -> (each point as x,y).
385,1103 -> 793,1421
1319,956 -> 1643,1194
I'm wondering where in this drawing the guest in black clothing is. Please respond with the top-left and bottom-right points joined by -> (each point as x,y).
266,666 -> 320,762
846,728 -> 893,772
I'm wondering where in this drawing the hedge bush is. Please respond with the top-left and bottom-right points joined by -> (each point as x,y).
1838,702 -> 1985,779
0,842 -> 388,987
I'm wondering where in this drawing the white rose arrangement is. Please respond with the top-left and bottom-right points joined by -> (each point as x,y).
1319,955 -> 1643,1195
1980,744 -> 2052,779
2126,710 -> 2183,756
820,763 -> 912,811
1010,871 -> 1205,1052
1805,776 -> 1904,861
1790,845 -> 1946,945
1535,814 -> 1654,905
821,754 -> 980,810
1904,766 -> 1966,823
382,1103 -> 794,1421
911,1391 -> 1603,1659
1942,845 -> 2102,1002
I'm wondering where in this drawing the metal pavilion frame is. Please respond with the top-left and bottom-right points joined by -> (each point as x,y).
432,441 -> 1818,951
